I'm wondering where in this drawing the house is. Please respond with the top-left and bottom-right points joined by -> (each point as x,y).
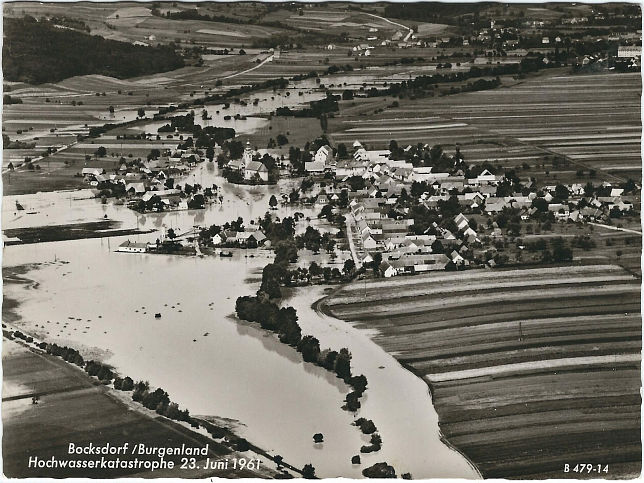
485,201 -> 506,213
451,250 -> 467,265
362,233 -> 378,250
315,145 -> 334,168
117,240 -> 148,253
244,161 -> 269,182
126,183 -> 146,195
380,261 -> 397,278
455,213 -> 470,231
227,158 -> 245,172
618,45 -> 642,58
212,233 -> 226,245
305,160 -> 326,173
236,231 -> 266,247
82,167 -> 104,179
389,253 -> 450,274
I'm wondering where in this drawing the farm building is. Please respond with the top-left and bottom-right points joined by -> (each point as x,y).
117,240 -> 148,253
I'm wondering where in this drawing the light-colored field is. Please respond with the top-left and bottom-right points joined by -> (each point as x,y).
322,264 -> 641,478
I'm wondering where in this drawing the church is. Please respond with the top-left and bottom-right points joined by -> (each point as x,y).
227,141 -> 269,182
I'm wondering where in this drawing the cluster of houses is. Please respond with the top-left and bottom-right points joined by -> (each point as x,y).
349,197 -> 480,277
81,145 -> 215,211
212,229 -> 268,248
302,140 -> 637,276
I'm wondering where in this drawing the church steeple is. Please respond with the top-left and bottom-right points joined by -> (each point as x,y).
243,141 -> 253,167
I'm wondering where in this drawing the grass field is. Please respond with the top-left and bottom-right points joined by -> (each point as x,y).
328,70 -> 642,185
321,264 -> 641,479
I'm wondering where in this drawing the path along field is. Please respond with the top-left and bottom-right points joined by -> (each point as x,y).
328,71 -> 642,185
321,264 -> 641,479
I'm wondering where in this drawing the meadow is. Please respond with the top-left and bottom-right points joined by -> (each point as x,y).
322,264 -> 642,478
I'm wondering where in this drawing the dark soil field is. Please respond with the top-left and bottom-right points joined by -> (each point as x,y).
3,220 -> 155,245
2,338 -> 270,478
321,264 -> 642,479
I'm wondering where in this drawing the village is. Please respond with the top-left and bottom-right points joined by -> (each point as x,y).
105,132 -> 638,284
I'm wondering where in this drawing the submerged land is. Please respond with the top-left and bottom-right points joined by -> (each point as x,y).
2,337 -> 276,478
2,1 -> 642,480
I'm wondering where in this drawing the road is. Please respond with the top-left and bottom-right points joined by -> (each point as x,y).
344,216 -> 361,267
588,222 -> 642,235
221,54 -> 273,80
365,13 -> 413,42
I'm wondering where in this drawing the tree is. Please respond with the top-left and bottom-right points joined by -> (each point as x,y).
137,107 -> 146,118
276,307 -> 301,345
309,261 -> 323,278
108,105 -> 115,114
276,134 -> 288,146
269,194 -> 278,209
302,464 -> 316,479
334,348 -> 352,381
554,184 -> 569,200
532,197 -> 548,212
121,376 -> 134,391
297,335 -> 321,363
274,240 -> 298,265
337,143 -> 347,159
362,462 -> 396,478
167,228 -> 176,239
319,203 -> 333,220
343,259 -> 355,276
342,89 -> 354,100
95,146 -> 107,157
372,252 -> 382,275
320,114 -> 328,132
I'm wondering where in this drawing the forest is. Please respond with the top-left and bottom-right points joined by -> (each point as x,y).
3,16 -> 185,84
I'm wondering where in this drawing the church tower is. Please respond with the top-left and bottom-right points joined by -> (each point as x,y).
243,141 -> 253,168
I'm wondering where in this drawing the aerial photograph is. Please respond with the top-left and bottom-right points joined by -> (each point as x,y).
1,0 -> 641,480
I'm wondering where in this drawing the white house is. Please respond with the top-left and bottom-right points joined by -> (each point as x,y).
117,240 -> 148,253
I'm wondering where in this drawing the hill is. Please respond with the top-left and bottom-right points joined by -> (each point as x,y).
3,16 -> 184,84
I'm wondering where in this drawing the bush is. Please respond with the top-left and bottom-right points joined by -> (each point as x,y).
362,462 -> 395,478
233,438 -> 250,452
355,418 -> 377,434
121,376 -> 134,391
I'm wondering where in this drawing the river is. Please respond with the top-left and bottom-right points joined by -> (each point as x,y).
2,165 -> 479,478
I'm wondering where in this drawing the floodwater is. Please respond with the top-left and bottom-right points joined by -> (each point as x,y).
2,167 -> 479,478
284,285 -> 480,479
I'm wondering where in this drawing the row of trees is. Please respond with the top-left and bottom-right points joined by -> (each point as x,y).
20,331 -> 198,428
